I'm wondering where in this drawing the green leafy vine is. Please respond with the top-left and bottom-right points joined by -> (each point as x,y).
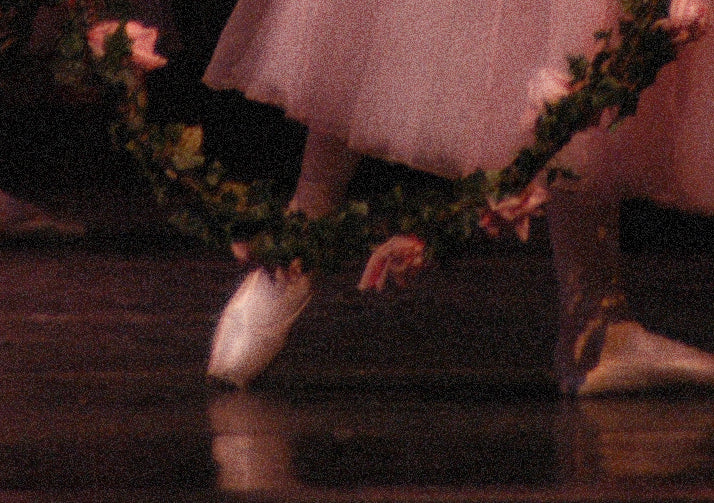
46,0 -> 698,272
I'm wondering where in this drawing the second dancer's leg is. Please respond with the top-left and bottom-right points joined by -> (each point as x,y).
548,186 -> 714,395
288,131 -> 361,218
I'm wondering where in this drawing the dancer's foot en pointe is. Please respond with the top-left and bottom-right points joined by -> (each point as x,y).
548,186 -> 714,396
207,131 -> 360,387
208,264 -> 312,387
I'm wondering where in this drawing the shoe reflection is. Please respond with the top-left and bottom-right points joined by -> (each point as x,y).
575,398 -> 714,480
209,393 -> 560,491
209,392 -> 714,495
209,392 -> 299,491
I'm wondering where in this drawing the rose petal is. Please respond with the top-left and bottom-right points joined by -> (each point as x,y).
521,68 -> 572,130
514,217 -> 531,242
358,235 -> 425,291
528,68 -> 571,108
668,0 -> 711,42
86,19 -> 167,71
231,242 -> 251,263
478,184 -> 549,241
125,21 -> 167,70
87,20 -> 121,58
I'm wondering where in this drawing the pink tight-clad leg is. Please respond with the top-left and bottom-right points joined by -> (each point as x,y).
210,130 -> 360,388
287,130 -> 361,218
231,130 -> 360,262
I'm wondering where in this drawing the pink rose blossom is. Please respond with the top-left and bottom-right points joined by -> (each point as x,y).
87,20 -> 167,71
357,235 -> 426,292
479,183 -> 550,242
520,68 -> 572,130
662,0 -> 711,43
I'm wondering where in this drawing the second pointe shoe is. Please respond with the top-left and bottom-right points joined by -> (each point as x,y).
208,267 -> 312,388
577,321 -> 714,396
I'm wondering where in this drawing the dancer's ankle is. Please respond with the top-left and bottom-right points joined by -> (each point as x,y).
286,186 -> 338,218
290,131 -> 360,219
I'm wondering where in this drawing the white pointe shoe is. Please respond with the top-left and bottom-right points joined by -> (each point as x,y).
577,321 -> 714,396
208,268 -> 312,388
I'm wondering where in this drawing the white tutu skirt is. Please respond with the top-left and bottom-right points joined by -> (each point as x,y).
203,0 -> 714,213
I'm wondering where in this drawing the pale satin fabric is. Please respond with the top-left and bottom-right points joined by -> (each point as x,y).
203,0 -> 714,212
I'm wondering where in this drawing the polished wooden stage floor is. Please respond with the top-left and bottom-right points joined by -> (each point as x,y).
1,238 -> 713,502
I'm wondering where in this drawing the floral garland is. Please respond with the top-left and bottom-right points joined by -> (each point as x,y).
37,0 -> 711,279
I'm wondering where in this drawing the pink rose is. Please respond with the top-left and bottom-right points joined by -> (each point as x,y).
661,0 -> 711,43
86,20 -> 118,57
357,235 -> 426,292
479,183 -> 550,242
520,68 -> 572,130
87,20 -> 167,71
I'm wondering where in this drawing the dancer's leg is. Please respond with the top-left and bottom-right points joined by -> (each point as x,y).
548,186 -> 714,395
548,186 -> 627,393
288,130 -> 361,218
209,130 -> 360,387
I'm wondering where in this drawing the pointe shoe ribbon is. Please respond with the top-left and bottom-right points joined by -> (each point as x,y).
208,265 -> 312,388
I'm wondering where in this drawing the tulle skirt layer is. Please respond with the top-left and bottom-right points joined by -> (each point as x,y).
571,32 -> 714,214
203,0 -> 714,213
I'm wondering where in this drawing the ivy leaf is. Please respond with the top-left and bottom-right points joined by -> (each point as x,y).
567,54 -> 589,82
103,22 -> 131,72
171,125 -> 205,171
547,166 -> 581,185
594,29 -> 612,41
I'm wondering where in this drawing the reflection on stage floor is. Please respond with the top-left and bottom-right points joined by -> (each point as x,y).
210,391 -> 714,501
1,246 -> 713,501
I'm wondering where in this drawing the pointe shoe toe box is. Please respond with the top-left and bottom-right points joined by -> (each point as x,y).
208,269 -> 311,387
578,322 -> 714,395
